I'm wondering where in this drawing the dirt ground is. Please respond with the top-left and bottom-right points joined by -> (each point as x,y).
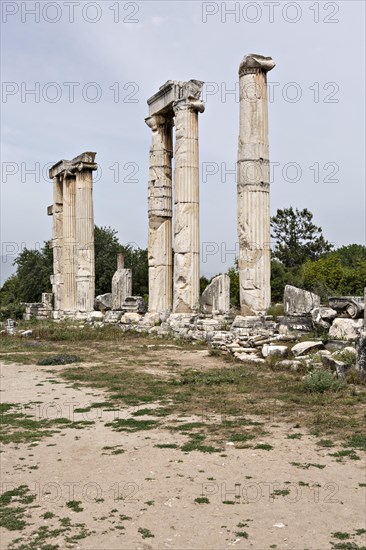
1,351 -> 365,550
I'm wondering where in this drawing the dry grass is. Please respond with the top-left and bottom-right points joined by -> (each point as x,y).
1,323 -> 366,447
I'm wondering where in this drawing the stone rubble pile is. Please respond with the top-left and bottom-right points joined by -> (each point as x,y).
23,293 -> 53,321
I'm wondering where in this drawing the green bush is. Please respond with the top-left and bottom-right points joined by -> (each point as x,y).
303,369 -> 344,393
37,354 -> 81,366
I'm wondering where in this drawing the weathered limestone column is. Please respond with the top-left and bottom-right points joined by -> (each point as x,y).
48,176 -> 63,312
173,94 -> 205,313
112,253 -> 132,309
62,173 -> 77,312
74,156 -> 97,313
237,53 -> 275,315
145,114 -> 173,314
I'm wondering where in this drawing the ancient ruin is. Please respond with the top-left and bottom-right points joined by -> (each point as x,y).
112,254 -> 132,310
48,152 -> 97,318
39,55 -> 364,364
146,80 -> 205,315
237,54 -> 275,316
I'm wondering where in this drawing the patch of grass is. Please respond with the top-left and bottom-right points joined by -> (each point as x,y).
330,450 -> 360,461
271,489 -> 290,497
105,418 -> 159,432
101,445 -> 125,455
66,500 -> 83,512
0,403 -> 16,413
194,497 -> 209,504
23,332 -> 362,448
138,527 -> 154,538
287,433 -> 302,439
303,370 -> 345,393
181,434 -> 221,453
175,368 -> 246,386
331,544 -> 363,550
333,533 -> 351,540
343,434 -> 366,451
230,433 -> 256,442
0,485 -> 36,531
236,531 -> 249,538
37,354 -> 81,366
154,443 -> 179,449
254,443 -> 273,451
267,304 -> 284,320
42,511 -> 55,519
132,407 -> 171,417
290,462 -> 326,469
222,500 -> 236,505
316,439 -> 335,448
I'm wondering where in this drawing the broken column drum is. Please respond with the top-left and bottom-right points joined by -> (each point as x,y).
112,253 -> 133,310
146,80 -> 205,315
237,54 -> 275,315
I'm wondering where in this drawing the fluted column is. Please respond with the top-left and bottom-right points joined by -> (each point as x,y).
75,164 -> 96,312
51,176 -> 63,311
173,97 -> 204,313
237,53 -> 275,315
146,114 -> 173,314
62,174 -> 77,312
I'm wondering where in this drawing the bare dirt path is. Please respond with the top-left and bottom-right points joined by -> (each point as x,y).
1,358 -> 365,550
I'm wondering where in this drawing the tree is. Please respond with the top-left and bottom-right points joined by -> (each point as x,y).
0,226 -> 149,319
94,226 -> 123,296
271,207 -> 333,268
0,274 -> 23,319
81,226 -> 149,297
121,245 -> 148,299
302,248 -> 366,300
227,265 -> 240,308
200,276 -> 210,296
14,243 -> 53,302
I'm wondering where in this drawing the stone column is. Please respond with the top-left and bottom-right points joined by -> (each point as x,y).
237,53 -> 275,315
112,253 -> 132,309
173,97 -> 204,313
50,176 -> 63,312
62,173 -> 77,312
74,163 -> 96,313
145,114 -> 173,314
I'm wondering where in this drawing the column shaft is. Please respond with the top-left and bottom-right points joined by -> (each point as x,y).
75,169 -> 95,312
237,55 -> 274,314
146,115 -> 173,314
173,99 -> 203,313
62,175 -> 77,312
51,176 -> 63,311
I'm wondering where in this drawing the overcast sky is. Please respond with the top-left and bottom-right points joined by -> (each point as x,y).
1,0 -> 365,284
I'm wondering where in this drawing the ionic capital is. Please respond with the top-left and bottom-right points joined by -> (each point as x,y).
239,54 -> 275,77
173,98 -> 205,115
145,115 -> 174,132
71,161 -> 98,174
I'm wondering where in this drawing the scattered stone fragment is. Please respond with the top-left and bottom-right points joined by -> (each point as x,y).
356,332 -> 366,372
262,345 -> 288,358
94,293 -> 112,311
284,285 -> 320,316
311,306 -> 337,329
201,274 -> 230,314
329,319 -> 364,340
291,341 -> 324,357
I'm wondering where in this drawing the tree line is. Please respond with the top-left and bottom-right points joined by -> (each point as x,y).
1,208 -> 365,319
